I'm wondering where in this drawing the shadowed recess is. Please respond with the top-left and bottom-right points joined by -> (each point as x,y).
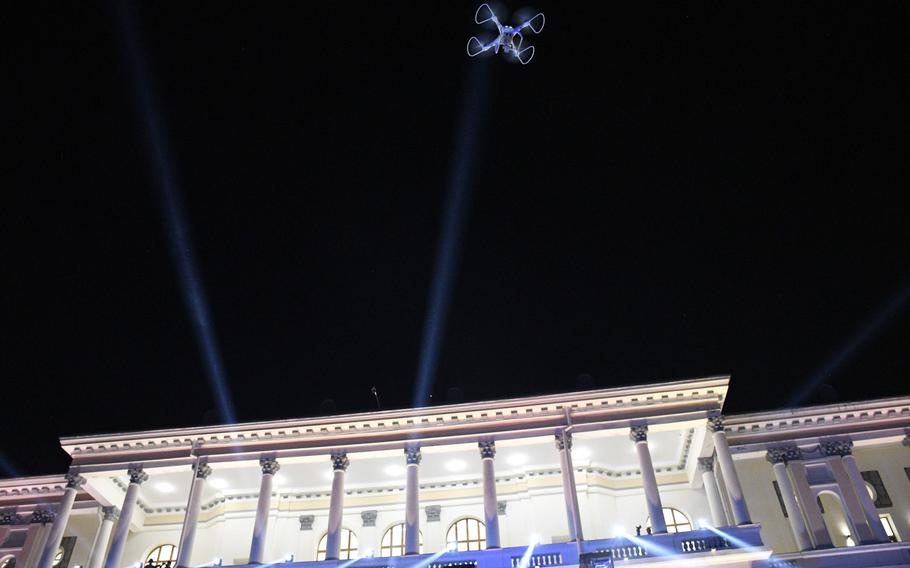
113,2 -> 236,424
413,61 -> 493,408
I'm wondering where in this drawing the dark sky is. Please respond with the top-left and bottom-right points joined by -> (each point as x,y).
4,2 -> 909,476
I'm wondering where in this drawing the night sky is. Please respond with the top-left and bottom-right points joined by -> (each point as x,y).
4,2 -> 909,477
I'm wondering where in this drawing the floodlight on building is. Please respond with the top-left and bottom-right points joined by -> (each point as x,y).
209,478 -> 229,490
445,459 -> 467,472
154,482 -> 175,493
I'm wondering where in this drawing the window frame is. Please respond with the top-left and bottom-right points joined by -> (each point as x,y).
445,517 -> 487,552
316,528 -> 358,561
379,522 -> 423,556
645,507 -> 693,534
144,544 -> 179,568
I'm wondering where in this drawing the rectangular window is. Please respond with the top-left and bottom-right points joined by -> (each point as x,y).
879,514 -> 899,543
861,470 -> 892,508
771,481 -> 788,518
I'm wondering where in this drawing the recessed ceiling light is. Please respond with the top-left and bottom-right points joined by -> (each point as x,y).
209,478 -> 229,490
445,459 -> 466,472
506,453 -> 528,466
383,465 -> 405,477
273,474 -> 287,486
572,447 -> 591,460
154,482 -> 175,493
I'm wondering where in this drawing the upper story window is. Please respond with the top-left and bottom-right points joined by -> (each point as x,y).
446,517 -> 486,552
52,548 -> 64,568
145,545 -> 178,568
379,523 -> 423,556
1,556 -> 16,568
645,507 -> 692,534
316,529 -> 358,561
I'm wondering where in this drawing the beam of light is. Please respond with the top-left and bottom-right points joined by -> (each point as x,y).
516,536 -> 540,568
334,556 -> 364,568
617,533 -> 676,557
703,525 -> 759,550
413,61 -> 493,408
789,280 -> 910,407
0,452 -> 22,478
113,3 -> 236,424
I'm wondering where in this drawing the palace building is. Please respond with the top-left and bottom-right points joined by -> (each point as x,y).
1,376 -> 909,568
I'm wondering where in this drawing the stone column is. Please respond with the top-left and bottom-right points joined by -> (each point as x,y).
821,440 -> 877,545
249,458 -> 280,563
25,511 -> 55,568
104,466 -> 148,568
37,473 -> 85,568
788,461 -> 832,549
176,461 -> 212,568
478,441 -> 501,549
630,426 -> 666,534
708,415 -> 751,525
555,431 -> 583,541
840,448 -> 889,543
766,447 -> 812,551
86,507 -> 118,568
325,452 -> 349,561
698,458 -> 727,528
404,447 -> 421,555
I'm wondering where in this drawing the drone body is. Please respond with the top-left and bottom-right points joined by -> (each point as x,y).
467,4 -> 545,65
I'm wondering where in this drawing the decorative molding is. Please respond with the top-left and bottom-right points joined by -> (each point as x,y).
260,458 -> 280,476
299,515 -> 314,531
101,506 -> 119,522
405,447 -> 422,466
554,431 -> 572,451
331,451 -> 350,472
479,441 -> 496,459
0,508 -> 25,525
425,505 -> 441,523
497,501 -> 507,515
766,445 -> 801,464
127,465 -> 148,485
361,510 -> 377,527
629,426 -> 648,443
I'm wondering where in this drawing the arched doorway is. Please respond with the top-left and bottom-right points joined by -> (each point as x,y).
817,490 -> 853,548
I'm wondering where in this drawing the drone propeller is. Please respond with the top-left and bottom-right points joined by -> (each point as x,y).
519,13 -> 545,34
516,45 -> 535,65
474,3 -> 501,28
512,32 -> 523,51
467,36 -> 496,57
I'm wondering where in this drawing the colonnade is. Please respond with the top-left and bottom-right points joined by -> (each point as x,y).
36,413 -> 750,567
765,439 -> 889,551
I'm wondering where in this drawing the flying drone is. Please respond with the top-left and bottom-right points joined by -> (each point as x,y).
466,4 -> 545,65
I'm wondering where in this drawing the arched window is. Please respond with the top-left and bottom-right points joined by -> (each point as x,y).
645,508 -> 692,534
145,545 -> 178,568
52,548 -> 64,568
379,523 -> 423,556
446,518 -> 486,552
316,529 -> 358,561
0,556 -> 16,568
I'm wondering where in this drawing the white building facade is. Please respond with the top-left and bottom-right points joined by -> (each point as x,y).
1,376 -> 908,568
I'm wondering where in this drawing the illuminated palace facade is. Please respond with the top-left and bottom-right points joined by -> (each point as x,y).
2,377 -> 909,568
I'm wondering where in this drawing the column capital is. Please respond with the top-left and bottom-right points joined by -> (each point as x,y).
361,510 -> 377,527
0,510 -> 25,525
555,431 -> 572,451
697,457 -> 714,472
331,451 -> 350,471
707,413 -> 725,433
127,466 -> 148,485
30,508 -> 55,525
629,425 -> 648,443
299,515 -> 314,531
65,472 -> 86,490
497,501 -> 507,515
479,440 -> 496,459
259,458 -> 280,475
101,506 -> 119,522
194,462 -> 213,479
425,505 -> 441,523
405,447 -> 422,465
766,445 -> 801,464
820,438 -> 853,457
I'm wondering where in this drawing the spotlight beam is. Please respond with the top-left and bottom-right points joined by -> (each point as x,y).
789,280 -> 910,406
113,3 -> 237,424
413,62 -> 493,408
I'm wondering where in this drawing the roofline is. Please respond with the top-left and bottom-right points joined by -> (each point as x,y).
724,393 -> 910,424
61,375 -> 731,445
